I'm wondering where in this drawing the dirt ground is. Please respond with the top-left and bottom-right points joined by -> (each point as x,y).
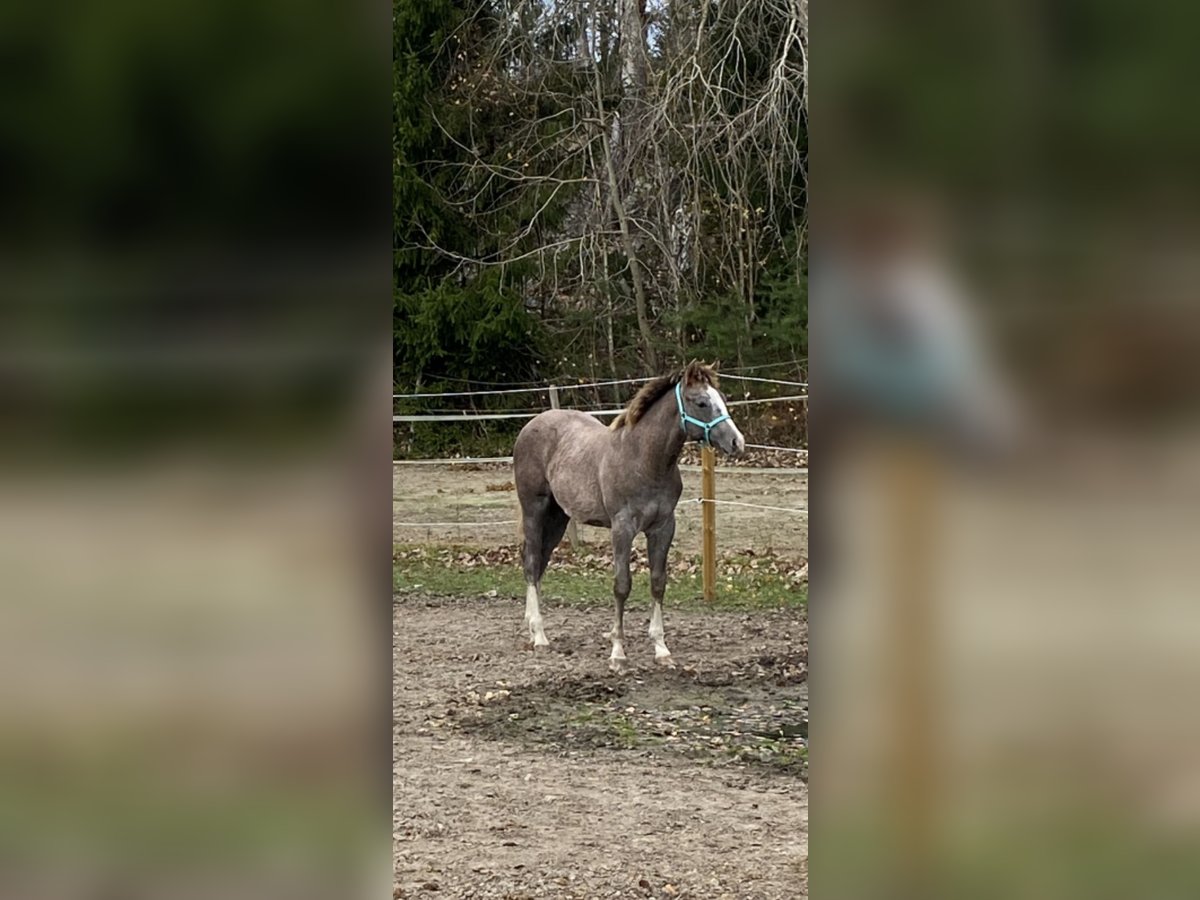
392,462 -> 808,558
393,593 -> 808,899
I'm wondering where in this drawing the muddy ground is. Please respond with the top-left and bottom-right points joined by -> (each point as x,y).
392,462 -> 808,557
393,592 -> 808,899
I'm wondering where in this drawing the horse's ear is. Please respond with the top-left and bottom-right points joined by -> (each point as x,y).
684,359 -> 717,387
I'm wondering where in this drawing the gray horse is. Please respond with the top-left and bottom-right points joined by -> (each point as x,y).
513,362 -> 745,672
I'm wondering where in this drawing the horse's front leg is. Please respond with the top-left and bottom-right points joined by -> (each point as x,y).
646,516 -> 676,667
608,521 -> 635,674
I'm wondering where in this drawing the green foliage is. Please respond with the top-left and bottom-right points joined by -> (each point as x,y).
673,292 -> 753,364
395,277 -> 545,383
394,0 -> 472,288
394,0 -> 560,412
756,231 -> 809,362
394,264 -> 548,458
673,236 -> 807,366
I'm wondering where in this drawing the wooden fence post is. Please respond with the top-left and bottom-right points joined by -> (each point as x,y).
884,440 -> 938,896
701,445 -> 716,601
548,384 -> 580,548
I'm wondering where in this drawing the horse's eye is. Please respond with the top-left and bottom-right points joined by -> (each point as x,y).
696,398 -> 709,407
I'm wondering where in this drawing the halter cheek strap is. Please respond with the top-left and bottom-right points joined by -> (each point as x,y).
675,382 -> 731,445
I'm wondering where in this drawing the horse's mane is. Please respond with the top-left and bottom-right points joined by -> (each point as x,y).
608,361 -> 718,430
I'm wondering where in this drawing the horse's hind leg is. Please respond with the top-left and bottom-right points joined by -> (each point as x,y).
519,492 -> 566,648
527,499 -> 571,648
537,499 -> 570,580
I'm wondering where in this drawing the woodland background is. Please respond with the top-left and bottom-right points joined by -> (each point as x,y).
394,0 -> 808,456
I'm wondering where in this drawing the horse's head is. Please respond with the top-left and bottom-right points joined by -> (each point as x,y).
676,362 -> 746,456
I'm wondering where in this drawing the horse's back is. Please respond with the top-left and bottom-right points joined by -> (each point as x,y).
515,409 -> 604,458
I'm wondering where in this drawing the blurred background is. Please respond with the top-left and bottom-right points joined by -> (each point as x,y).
10,0 -> 1200,895
0,1 -> 388,897
815,0 -> 1200,897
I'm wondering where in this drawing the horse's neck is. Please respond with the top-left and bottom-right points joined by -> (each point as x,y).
614,391 -> 685,475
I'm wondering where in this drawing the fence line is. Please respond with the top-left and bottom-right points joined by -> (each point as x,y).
555,377 -> 650,390
393,394 -> 804,422
679,465 -> 808,475
685,497 -> 808,515
403,403 -> 801,415
393,412 -> 540,422
394,498 -> 806,530
408,374 -> 552,387
413,408 -> 553,416
393,376 -> 653,400
394,518 -> 519,527
397,362 -> 803,390
535,391 -> 806,412
723,360 -> 806,373
727,394 -> 807,407
721,374 -> 808,388
391,457 -> 806,474
394,374 -> 804,401
393,410 -> 624,424
744,443 -> 807,454
393,456 -> 515,465
570,393 -> 808,412
394,385 -> 551,399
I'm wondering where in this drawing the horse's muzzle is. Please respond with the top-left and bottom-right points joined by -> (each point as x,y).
717,432 -> 745,457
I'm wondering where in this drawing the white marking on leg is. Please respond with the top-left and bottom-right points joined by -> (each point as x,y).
525,583 -> 548,647
609,621 -> 628,672
649,601 -> 672,660
608,639 -> 627,673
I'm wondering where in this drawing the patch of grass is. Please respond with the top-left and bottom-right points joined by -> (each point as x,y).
559,709 -> 651,750
723,740 -> 808,777
393,543 -> 806,610
605,713 -> 643,749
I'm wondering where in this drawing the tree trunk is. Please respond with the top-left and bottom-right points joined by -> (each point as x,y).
620,0 -> 647,93
616,0 -> 655,368
593,7 -> 657,372
602,247 -> 621,405
601,128 -> 657,370
577,0 -> 589,62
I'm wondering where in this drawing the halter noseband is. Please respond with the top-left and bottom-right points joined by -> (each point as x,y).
675,381 -> 730,446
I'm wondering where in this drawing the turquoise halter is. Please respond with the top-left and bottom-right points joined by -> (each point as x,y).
675,382 -> 730,445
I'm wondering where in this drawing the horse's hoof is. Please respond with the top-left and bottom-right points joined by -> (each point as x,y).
531,639 -> 550,652
655,654 -> 677,669
608,657 -> 630,675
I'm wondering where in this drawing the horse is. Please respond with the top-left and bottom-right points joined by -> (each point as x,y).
512,361 -> 745,673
